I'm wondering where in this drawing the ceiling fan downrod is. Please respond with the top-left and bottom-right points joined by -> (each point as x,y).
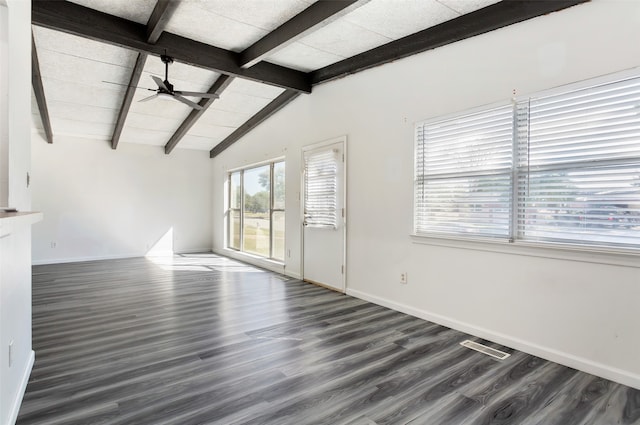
160,54 -> 174,92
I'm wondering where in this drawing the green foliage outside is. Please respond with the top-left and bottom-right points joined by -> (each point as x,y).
244,191 -> 269,213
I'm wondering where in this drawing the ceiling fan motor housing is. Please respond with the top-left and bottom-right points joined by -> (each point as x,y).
160,54 -> 174,65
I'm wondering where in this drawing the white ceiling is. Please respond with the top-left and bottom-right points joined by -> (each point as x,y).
32,0 -> 500,152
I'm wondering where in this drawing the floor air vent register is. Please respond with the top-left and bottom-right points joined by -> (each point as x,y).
460,340 -> 511,360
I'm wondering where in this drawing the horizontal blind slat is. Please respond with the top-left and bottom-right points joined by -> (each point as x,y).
305,148 -> 339,228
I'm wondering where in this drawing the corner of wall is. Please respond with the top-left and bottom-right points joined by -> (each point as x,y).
6,350 -> 33,425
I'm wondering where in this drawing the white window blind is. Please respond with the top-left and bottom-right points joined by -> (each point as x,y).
415,105 -> 514,238
415,70 -> 640,250
517,76 -> 640,247
304,148 -> 338,228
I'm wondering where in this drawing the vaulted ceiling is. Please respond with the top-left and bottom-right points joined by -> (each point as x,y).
30,0 -> 587,158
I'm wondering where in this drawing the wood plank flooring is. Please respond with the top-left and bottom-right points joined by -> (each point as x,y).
17,254 -> 640,425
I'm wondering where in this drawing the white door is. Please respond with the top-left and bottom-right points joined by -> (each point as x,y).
302,137 -> 346,292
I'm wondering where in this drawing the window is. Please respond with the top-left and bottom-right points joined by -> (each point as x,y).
227,160 -> 285,260
415,71 -> 640,250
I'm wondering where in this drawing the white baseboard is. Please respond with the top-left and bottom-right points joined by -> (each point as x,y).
175,248 -> 213,255
284,270 -> 302,280
32,248 -> 213,265
32,252 -> 141,265
211,248 -> 301,280
8,350 -> 34,425
213,248 -> 287,276
346,288 -> 640,391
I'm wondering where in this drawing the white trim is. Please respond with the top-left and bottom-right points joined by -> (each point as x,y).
415,98 -> 513,129
215,248 -> 285,275
175,248 -> 214,255
518,66 -> 640,102
301,135 -> 347,153
284,270 -> 302,280
227,155 -> 286,173
346,288 -> 640,390
32,253 -> 141,265
8,350 -> 34,425
410,234 -> 640,268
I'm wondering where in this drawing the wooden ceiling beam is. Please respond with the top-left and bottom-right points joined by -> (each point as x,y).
31,0 -> 312,93
31,32 -> 53,144
164,75 -> 235,154
111,53 -> 146,149
209,90 -> 299,158
146,0 -> 179,44
310,0 -> 589,85
239,0 -> 370,69
111,0 -> 179,149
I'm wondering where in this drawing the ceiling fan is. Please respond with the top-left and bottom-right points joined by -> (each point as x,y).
139,54 -> 219,110
104,54 -> 219,111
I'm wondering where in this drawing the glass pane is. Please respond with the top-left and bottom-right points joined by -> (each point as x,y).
230,172 -> 241,209
229,209 -> 240,250
518,164 -> 640,247
271,211 -> 285,261
415,173 -> 512,237
273,161 -> 285,210
243,165 -> 270,257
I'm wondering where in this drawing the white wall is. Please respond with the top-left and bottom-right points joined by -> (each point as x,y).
5,0 -> 30,212
0,2 -> 8,207
212,1 -> 640,389
31,135 -> 213,264
0,1 -> 34,424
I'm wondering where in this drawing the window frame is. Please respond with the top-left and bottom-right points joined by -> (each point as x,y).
227,170 -> 242,251
270,161 -> 286,261
226,158 -> 285,262
413,68 -> 640,256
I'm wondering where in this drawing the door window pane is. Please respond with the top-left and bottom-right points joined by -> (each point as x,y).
304,149 -> 338,228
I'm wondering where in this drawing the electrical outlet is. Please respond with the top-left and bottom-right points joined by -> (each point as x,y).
287,249 -> 291,258
50,241 -> 56,248
8,340 -> 13,367
400,272 -> 407,284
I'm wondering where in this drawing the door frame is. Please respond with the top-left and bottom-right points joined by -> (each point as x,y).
300,135 -> 347,292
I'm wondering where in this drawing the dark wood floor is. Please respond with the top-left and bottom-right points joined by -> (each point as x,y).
17,254 -> 640,425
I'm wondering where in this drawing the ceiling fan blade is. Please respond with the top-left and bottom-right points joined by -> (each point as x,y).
102,81 -> 155,91
173,94 -> 204,110
139,94 -> 159,103
175,91 -> 220,99
151,75 -> 169,91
